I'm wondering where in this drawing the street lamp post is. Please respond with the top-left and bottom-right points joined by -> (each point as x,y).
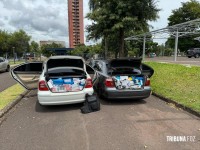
13,47 -> 15,64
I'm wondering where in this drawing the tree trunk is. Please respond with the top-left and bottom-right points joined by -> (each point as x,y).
115,51 -> 118,58
104,36 -> 108,59
119,28 -> 125,58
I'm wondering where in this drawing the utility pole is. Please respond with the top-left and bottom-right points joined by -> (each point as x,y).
13,47 -> 15,64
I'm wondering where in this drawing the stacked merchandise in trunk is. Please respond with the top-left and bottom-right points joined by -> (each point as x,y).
113,75 -> 144,90
47,77 -> 86,92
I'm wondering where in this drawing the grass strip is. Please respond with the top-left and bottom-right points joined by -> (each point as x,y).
0,84 -> 25,110
9,61 -> 24,65
145,62 -> 200,112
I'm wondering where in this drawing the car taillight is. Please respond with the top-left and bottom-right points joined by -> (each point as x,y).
39,80 -> 49,91
85,78 -> 93,88
145,78 -> 150,86
105,78 -> 115,87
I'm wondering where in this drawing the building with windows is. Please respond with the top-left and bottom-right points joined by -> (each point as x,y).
68,0 -> 84,48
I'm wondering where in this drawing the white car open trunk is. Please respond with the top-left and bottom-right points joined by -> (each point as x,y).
45,57 -> 87,93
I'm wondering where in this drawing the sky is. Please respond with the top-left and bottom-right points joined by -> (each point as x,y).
0,0 -> 191,46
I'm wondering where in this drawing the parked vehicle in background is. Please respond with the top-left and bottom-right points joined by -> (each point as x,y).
11,55 -> 97,105
92,58 -> 154,100
148,53 -> 156,58
186,48 -> 200,58
0,57 -> 10,72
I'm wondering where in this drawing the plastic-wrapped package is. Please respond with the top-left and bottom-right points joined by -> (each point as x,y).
63,78 -> 74,84
72,83 -> 80,91
113,76 -> 122,89
52,78 -> 64,85
64,84 -> 72,91
121,79 -> 130,89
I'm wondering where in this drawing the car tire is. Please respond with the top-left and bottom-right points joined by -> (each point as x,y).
6,65 -> 10,72
98,87 -> 104,99
195,54 -> 199,58
188,56 -> 192,58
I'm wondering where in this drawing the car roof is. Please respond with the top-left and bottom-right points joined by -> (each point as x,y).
44,55 -> 85,64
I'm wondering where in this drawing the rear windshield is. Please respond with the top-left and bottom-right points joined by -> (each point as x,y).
47,59 -> 84,69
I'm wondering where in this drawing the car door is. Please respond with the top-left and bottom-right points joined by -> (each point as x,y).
1,58 -> 6,70
0,58 -> 7,71
11,62 -> 43,90
0,58 -> 3,71
92,61 -> 109,91
141,63 -> 154,78
86,64 -> 98,84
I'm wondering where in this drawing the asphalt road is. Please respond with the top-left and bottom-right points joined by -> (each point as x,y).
0,71 -> 16,92
0,90 -> 200,150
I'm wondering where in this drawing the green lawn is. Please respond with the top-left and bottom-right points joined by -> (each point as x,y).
145,62 -> 200,112
9,60 -> 25,65
0,84 -> 25,110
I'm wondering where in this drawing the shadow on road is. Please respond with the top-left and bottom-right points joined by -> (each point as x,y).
0,72 -> 7,74
35,101 -> 83,113
100,98 -> 147,106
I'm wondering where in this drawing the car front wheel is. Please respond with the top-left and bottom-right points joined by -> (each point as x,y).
195,54 -> 199,58
6,65 -> 10,72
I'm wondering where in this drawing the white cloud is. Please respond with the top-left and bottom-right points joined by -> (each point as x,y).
0,0 -> 69,45
0,0 -> 191,46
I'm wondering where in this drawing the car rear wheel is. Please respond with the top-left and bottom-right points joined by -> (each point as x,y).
6,65 -> 10,72
195,54 -> 199,58
98,87 -> 104,99
188,56 -> 192,58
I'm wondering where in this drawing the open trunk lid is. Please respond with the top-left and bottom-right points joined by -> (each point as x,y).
109,58 -> 142,69
46,56 -> 85,71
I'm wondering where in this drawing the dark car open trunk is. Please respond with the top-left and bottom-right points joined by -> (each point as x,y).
108,58 -> 147,90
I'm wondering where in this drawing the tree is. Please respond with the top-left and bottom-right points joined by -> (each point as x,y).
30,41 -> 39,53
87,0 -> 160,58
40,42 -> 63,57
167,0 -> 200,52
72,43 -> 103,59
0,30 -> 10,56
9,29 -> 31,56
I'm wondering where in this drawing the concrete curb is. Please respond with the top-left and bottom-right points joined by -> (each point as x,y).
152,92 -> 200,118
0,90 -> 30,118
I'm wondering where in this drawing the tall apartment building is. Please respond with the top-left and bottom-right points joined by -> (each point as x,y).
68,0 -> 84,48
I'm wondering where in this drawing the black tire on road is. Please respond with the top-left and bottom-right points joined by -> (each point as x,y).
98,87 -> 104,99
6,65 -> 10,72
188,56 -> 192,58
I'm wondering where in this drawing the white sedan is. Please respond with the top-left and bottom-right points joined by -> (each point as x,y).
11,55 -> 96,105
0,57 -> 10,72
